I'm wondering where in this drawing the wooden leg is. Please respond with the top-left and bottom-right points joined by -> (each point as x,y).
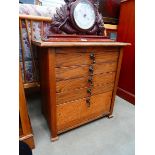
20,134 -> 35,149
107,114 -> 114,119
51,136 -> 59,142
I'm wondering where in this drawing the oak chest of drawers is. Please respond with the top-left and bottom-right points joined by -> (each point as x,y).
33,41 -> 128,141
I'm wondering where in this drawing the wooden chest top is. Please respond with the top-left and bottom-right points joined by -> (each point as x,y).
33,40 -> 130,47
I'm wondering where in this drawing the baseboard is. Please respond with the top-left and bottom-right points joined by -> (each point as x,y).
117,87 -> 135,105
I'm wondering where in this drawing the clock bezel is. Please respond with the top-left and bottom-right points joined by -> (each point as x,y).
70,0 -> 97,32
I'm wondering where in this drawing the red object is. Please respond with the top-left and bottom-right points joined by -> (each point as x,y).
116,0 -> 135,104
44,34 -> 114,42
98,0 -> 121,24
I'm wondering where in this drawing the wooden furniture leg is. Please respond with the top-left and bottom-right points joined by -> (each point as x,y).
19,65 -> 35,149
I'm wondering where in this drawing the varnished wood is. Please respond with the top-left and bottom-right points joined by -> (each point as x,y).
109,48 -> 124,115
19,15 -> 51,88
34,40 -> 128,140
58,112 -> 110,134
38,47 -> 50,122
56,62 -> 118,81
116,0 -> 135,104
55,47 -> 119,67
19,14 -> 52,22
117,87 -> 135,104
56,83 -> 114,104
19,66 -> 35,149
39,48 -> 58,140
56,72 -> 116,93
19,135 -> 35,149
19,15 -> 121,88
33,40 -> 130,47
30,21 -> 34,41
45,35 -> 111,42
48,48 -> 58,140
19,66 -> 31,134
57,91 -> 112,131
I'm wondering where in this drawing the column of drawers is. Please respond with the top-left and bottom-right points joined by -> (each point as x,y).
54,46 -> 119,133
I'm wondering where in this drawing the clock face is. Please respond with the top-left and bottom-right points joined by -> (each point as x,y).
72,0 -> 96,30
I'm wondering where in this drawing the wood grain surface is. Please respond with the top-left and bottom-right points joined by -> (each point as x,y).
57,91 -> 112,132
56,62 -> 118,81
56,82 -> 114,104
56,72 -> 116,93
35,41 -> 127,139
55,47 -> 119,67
39,47 -> 58,139
32,40 -> 130,47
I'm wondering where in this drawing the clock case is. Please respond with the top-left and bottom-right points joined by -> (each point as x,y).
70,0 -> 96,32
50,0 -> 105,36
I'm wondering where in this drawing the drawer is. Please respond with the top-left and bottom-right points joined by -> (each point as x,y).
57,91 -> 112,132
56,72 -> 116,93
55,47 -> 119,67
56,82 -> 114,104
56,62 -> 118,81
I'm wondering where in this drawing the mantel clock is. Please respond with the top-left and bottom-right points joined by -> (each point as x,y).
51,0 -> 104,35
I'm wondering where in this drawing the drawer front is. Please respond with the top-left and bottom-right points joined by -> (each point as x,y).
56,62 -> 118,81
56,72 -> 116,93
56,82 -> 114,104
57,91 -> 112,132
55,47 -> 119,67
